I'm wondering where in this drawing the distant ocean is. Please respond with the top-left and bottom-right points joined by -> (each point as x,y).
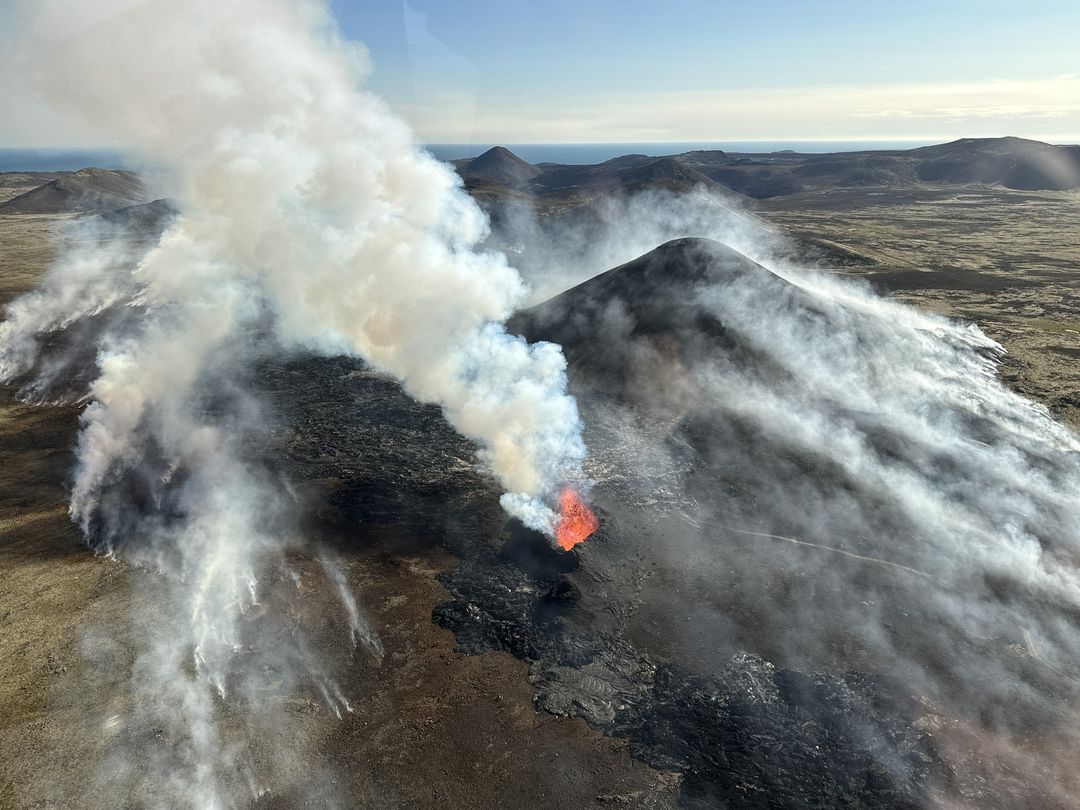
0,148 -> 132,172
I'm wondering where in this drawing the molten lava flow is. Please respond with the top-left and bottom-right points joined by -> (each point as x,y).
555,487 -> 599,551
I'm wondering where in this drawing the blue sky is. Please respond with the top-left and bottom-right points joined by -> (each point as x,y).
331,0 -> 1080,143
0,1 -> 1076,147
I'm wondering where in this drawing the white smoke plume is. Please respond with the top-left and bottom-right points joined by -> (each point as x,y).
0,0 -> 585,805
3,0 -> 585,533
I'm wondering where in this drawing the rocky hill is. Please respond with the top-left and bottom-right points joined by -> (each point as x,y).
0,167 -> 146,214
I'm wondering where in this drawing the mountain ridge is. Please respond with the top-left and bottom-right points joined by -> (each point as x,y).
453,137 -> 1080,200
0,167 -> 146,214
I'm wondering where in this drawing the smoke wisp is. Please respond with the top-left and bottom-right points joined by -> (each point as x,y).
512,231 -> 1080,803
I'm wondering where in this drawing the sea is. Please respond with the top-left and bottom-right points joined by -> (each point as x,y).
0,148 -> 132,172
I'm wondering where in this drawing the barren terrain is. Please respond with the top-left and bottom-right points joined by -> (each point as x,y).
2,153 -> 1080,807
761,186 -> 1080,428
0,190 -> 676,809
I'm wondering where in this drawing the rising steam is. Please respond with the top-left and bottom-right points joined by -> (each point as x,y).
521,232 -> 1080,802
0,0 -> 584,805
3,0 -> 585,532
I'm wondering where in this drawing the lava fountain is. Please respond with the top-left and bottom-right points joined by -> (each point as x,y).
554,487 -> 599,551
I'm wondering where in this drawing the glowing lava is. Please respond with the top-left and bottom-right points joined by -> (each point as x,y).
554,487 -> 599,551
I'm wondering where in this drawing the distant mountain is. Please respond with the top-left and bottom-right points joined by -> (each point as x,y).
454,147 -> 748,208
691,151 -> 923,197
909,137 -> 1080,190
456,138 -> 1080,201
561,155 -> 737,196
687,137 -> 1080,196
0,167 -> 146,214
457,146 -> 542,190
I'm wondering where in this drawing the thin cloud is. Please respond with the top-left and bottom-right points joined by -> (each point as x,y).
397,75 -> 1080,144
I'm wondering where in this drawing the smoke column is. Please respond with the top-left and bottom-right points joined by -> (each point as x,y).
3,0 -> 585,532
0,0 -> 584,805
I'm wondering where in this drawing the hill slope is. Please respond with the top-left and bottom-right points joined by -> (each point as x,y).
910,136 -> 1080,190
509,238 -> 801,400
0,168 -> 147,214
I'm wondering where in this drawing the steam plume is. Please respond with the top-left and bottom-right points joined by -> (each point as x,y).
4,0 -> 584,531
0,0 -> 584,804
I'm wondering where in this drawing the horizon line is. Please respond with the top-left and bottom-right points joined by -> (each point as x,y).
3,134 -> 1080,152
426,135 -> 1080,146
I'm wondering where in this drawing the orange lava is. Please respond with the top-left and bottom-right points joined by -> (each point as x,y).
554,487 -> 599,551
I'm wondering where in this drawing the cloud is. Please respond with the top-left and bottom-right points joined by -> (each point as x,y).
396,75 -> 1080,144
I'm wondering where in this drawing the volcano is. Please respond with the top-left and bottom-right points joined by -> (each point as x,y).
508,237 -> 812,406
457,146 -> 543,190
7,225 -> 1079,807
234,237 -> 1077,807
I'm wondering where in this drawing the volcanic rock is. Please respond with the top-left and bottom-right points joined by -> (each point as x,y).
240,336 -> 938,808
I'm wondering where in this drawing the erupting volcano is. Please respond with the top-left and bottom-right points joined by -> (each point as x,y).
554,487 -> 599,550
